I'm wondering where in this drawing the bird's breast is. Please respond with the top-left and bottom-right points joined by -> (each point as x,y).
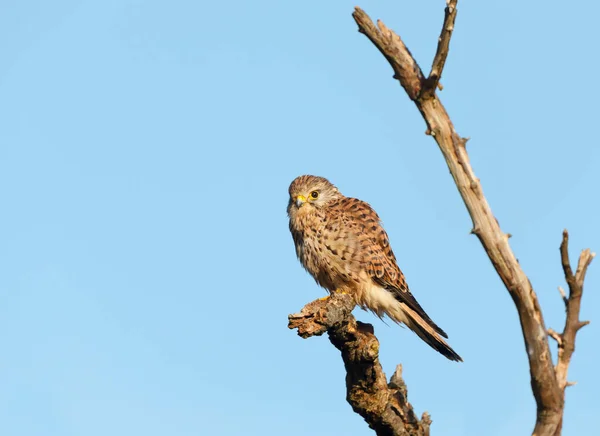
289,210 -> 361,292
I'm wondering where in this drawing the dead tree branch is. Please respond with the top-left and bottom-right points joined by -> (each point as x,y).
554,230 -> 593,391
349,1 -> 593,435
544,231 -> 594,434
287,2 -> 592,435
289,293 -> 431,436
423,0 -> 458,96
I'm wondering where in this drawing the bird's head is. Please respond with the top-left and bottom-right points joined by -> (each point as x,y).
288,175 -> 342,212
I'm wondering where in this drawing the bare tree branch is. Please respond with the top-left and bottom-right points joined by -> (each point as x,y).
351,2 -> 593,435
289,293 -> 430,436
423,0 -> 458,96
546,231 -> 594,435
355,11 -> 424,101
553,231 -> 594,389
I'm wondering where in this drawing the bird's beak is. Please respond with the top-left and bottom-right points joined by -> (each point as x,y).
296,195 -> 307,208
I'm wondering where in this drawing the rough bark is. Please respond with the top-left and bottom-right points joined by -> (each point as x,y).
288,2 -> 593,435
289,293 -> 431,436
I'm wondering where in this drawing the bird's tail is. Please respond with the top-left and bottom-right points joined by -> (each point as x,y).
399,302 -> 463,362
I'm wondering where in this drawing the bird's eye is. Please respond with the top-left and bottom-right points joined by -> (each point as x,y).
310,191 -> 319,199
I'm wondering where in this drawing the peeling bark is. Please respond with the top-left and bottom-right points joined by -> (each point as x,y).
289,293 -> 431,436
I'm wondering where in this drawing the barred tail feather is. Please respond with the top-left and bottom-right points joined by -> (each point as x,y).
400,303 -> 463,362
361,284 -> 462,361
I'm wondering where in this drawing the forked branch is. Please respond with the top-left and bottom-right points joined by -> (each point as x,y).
550,231 -> 593,390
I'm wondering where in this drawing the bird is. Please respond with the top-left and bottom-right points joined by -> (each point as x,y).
287,175 -> 462,362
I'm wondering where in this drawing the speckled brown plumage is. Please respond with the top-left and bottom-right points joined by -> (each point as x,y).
287,175 -> 461,361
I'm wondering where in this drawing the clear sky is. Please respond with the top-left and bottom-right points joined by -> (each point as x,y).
1,1 -> 598,435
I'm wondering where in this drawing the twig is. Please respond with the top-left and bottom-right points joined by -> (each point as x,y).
289,293 -> 430,436
557,286 -> 568,307
547,328 -> 562,346
422,0 -> 458,97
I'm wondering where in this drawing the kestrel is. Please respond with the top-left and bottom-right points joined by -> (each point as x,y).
287,175 -> 461,361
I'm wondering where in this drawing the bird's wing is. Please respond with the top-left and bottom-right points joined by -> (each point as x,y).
342,197 -> 449,339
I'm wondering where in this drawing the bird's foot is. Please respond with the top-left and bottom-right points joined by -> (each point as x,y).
318,290 -> 348,302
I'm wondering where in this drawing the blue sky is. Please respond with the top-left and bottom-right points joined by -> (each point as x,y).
1,1 -> 598,435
